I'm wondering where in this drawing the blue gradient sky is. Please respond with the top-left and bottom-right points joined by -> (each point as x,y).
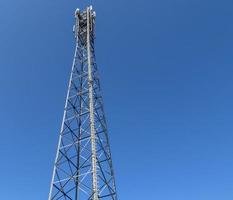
0,0 -> 233,199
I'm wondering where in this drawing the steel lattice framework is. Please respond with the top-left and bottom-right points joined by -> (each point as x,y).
48,6 -> 118,200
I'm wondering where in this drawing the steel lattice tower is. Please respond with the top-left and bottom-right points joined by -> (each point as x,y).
48,6 -> 118,200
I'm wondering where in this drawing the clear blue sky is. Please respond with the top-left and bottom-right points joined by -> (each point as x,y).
0,0 -> 233,199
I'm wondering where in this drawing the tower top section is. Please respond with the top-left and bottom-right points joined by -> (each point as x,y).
73,6 -> 96,40
75,6 -> 96,19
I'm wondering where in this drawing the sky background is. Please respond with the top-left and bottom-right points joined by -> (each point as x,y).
0,0 -> 233,199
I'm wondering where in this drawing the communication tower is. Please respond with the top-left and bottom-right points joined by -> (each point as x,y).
48,6 -> 118,200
